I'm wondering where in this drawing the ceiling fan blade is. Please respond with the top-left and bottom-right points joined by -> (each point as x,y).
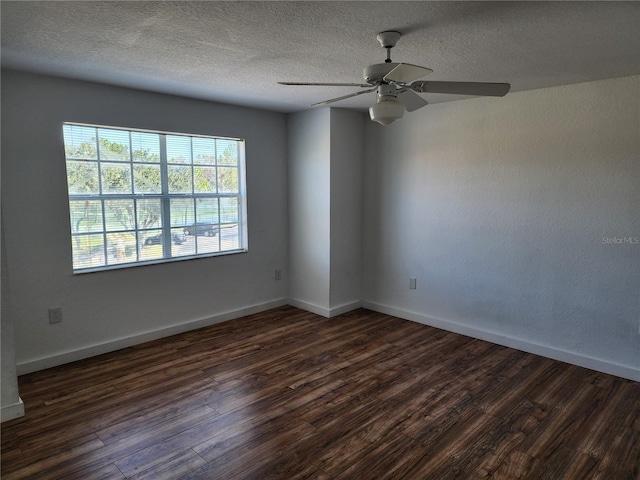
383,63 -> 433,84
411,81 -> 511,97
397,89 -> 428,112
310,87 -> 377,107
279,82 -> 371,87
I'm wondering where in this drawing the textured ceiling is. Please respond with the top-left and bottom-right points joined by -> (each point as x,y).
2,1 -> 639,113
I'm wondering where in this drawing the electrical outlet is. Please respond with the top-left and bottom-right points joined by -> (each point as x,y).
274,269 -> 282,281
48,307 -> 62,324
409,277 -> 417,290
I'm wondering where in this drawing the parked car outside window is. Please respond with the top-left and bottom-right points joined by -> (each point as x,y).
183,223 -> 218,237
144,232 -> 187,246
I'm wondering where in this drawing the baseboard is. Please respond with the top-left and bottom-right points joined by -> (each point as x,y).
328,300 -> 363,317
363,301 -> 640,382
287,298 -> 361,318
287,298 -> 331,317
16,298 -> 288,375
19,297 -> 634,381
1,397 -> 25,423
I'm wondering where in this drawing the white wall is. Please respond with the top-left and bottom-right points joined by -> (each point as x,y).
287,109 -> 332,314
287,108 -> 365,317
363,75 -> 640,380
329,109 -> 365,312
1,226 -> 24,421
1,70 -> 289,374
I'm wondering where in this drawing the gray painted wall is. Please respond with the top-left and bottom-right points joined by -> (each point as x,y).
287,108 -> 365,316
329,109 -> 365,311
287,109 -> 332,312
1,226 -> 24,421
362,76 -> 640,379
1,70 -> 289,374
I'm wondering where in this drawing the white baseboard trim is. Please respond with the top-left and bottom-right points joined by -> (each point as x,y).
287,298 -> 361,318
363,301 -> 640,382
328,300 -> 363,317
17,298 -> 288,375
287,299 -> 330,317
1,397 -> 25,423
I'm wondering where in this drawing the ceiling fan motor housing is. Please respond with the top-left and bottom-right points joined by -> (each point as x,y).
363,63 -> 399,84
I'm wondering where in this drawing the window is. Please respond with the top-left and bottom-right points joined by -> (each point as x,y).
63,123 -> 247,273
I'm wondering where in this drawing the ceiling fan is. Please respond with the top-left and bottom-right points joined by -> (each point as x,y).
279,31 -> 511,125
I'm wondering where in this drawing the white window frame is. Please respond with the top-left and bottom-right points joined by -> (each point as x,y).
63,123 -> 248,273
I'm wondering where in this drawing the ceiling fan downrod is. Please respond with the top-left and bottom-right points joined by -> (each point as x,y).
376,31 -> 401,64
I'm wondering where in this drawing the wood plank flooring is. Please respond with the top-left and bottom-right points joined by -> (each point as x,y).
2,306 -> 639,479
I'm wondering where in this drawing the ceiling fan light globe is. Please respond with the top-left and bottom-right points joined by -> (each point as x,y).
369,99 -> 405,126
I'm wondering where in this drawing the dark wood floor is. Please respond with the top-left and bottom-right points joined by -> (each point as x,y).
2,306 -> 639,479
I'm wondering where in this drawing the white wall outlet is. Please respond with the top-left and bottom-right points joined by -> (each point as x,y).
274,269 -> 282,281
48,307 -> 62,324
409,277 -> 417,290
